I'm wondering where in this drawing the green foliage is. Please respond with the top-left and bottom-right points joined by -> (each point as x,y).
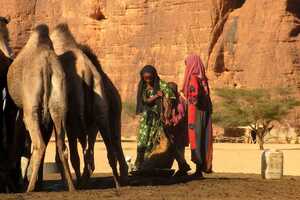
213,87 -> 300,128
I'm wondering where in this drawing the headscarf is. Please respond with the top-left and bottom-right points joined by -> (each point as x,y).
136,65 -> 160,114
182,54 -> 207,97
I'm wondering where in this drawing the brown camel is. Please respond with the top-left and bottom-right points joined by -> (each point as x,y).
0,16 -> 13,155
79,44 -> 128,183
0,16 -> 18,193
50,24 -> 128,188
7,24 -> 75,192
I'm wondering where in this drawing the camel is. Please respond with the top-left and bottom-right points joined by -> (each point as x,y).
7,24 -> 75,192
79,44 -> 128,182
0,16 -> 13,159
50,24 -> 128,188
0,16 -> 18,193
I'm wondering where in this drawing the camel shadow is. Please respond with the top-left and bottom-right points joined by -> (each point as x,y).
41,174 -> 195,191
40,173 -> 251,192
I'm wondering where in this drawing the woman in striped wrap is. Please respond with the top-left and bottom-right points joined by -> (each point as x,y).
181,54 -> 213,177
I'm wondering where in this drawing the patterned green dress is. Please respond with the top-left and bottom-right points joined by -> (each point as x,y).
137,80 -> 175,157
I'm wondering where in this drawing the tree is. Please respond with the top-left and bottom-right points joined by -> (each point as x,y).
213,88 -> 300,150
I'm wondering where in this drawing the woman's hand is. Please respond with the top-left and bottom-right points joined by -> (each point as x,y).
145,91 -> 163,103
156,91 -> 163,97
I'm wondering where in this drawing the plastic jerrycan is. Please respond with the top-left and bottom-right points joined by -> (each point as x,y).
261,149 -> 283,179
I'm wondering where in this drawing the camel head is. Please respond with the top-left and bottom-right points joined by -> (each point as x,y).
0,17 -> 13,59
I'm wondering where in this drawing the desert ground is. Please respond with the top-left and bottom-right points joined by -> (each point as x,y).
0,141 -> 299,200
43,140 -> 300,176
0,173 -> 299,200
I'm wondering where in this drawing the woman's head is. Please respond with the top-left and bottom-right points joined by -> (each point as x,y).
184,54 -> 206,80
136,65 -> 161,114
182,54 -> 207,96
142,72 -> 154,84
140,65 -> 158,85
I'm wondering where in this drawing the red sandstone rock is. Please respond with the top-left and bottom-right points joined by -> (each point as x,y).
208,0 -> 300,90
0,0 -> 299,135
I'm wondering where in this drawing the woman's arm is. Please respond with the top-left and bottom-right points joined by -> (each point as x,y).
143,91 -> 163,104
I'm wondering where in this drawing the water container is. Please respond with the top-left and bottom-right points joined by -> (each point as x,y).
261,149 -> 283,179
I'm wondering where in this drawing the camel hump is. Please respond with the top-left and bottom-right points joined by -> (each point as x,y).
54,23 -> 69,34
7,24 -> 58,108
50,23 -> 77,54
19,24 -> 53,52
34,24 -> 49,38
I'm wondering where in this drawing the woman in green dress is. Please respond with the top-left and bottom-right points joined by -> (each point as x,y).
134,65 -> 175,170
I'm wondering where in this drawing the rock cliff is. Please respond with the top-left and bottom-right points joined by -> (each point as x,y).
1,0 -> 300,129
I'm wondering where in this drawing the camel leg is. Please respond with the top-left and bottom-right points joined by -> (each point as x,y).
21,132 -> 31,189
93,84 -> 119,188
23,107 -> 46,192
14,111 -> 30,189
55,144 -> 66,183
20,131 -> 31,178
87,130 -> 96,174
78,133 -> 87,187
80,126 -> 95,187
49,72 -> 75,191
111,118 -> 128,184
114,139 -> 128,185
36,154 -> 45,191
98,123 -> 120,189
68,128 -> 81,186
51,115 -> 75,191
4,95 -> 19,168
36,125 -> 52,190
82,128 -> 97,180
94,101 -> 120,188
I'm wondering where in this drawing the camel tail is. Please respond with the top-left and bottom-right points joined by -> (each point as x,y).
49,66 -> 68,125
47,54 -> 68,133
42,64 -> 51,123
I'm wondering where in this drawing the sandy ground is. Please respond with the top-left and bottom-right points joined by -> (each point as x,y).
0,173 -> 299,200
1,142 -> 300,199
43,141 -> 300,176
